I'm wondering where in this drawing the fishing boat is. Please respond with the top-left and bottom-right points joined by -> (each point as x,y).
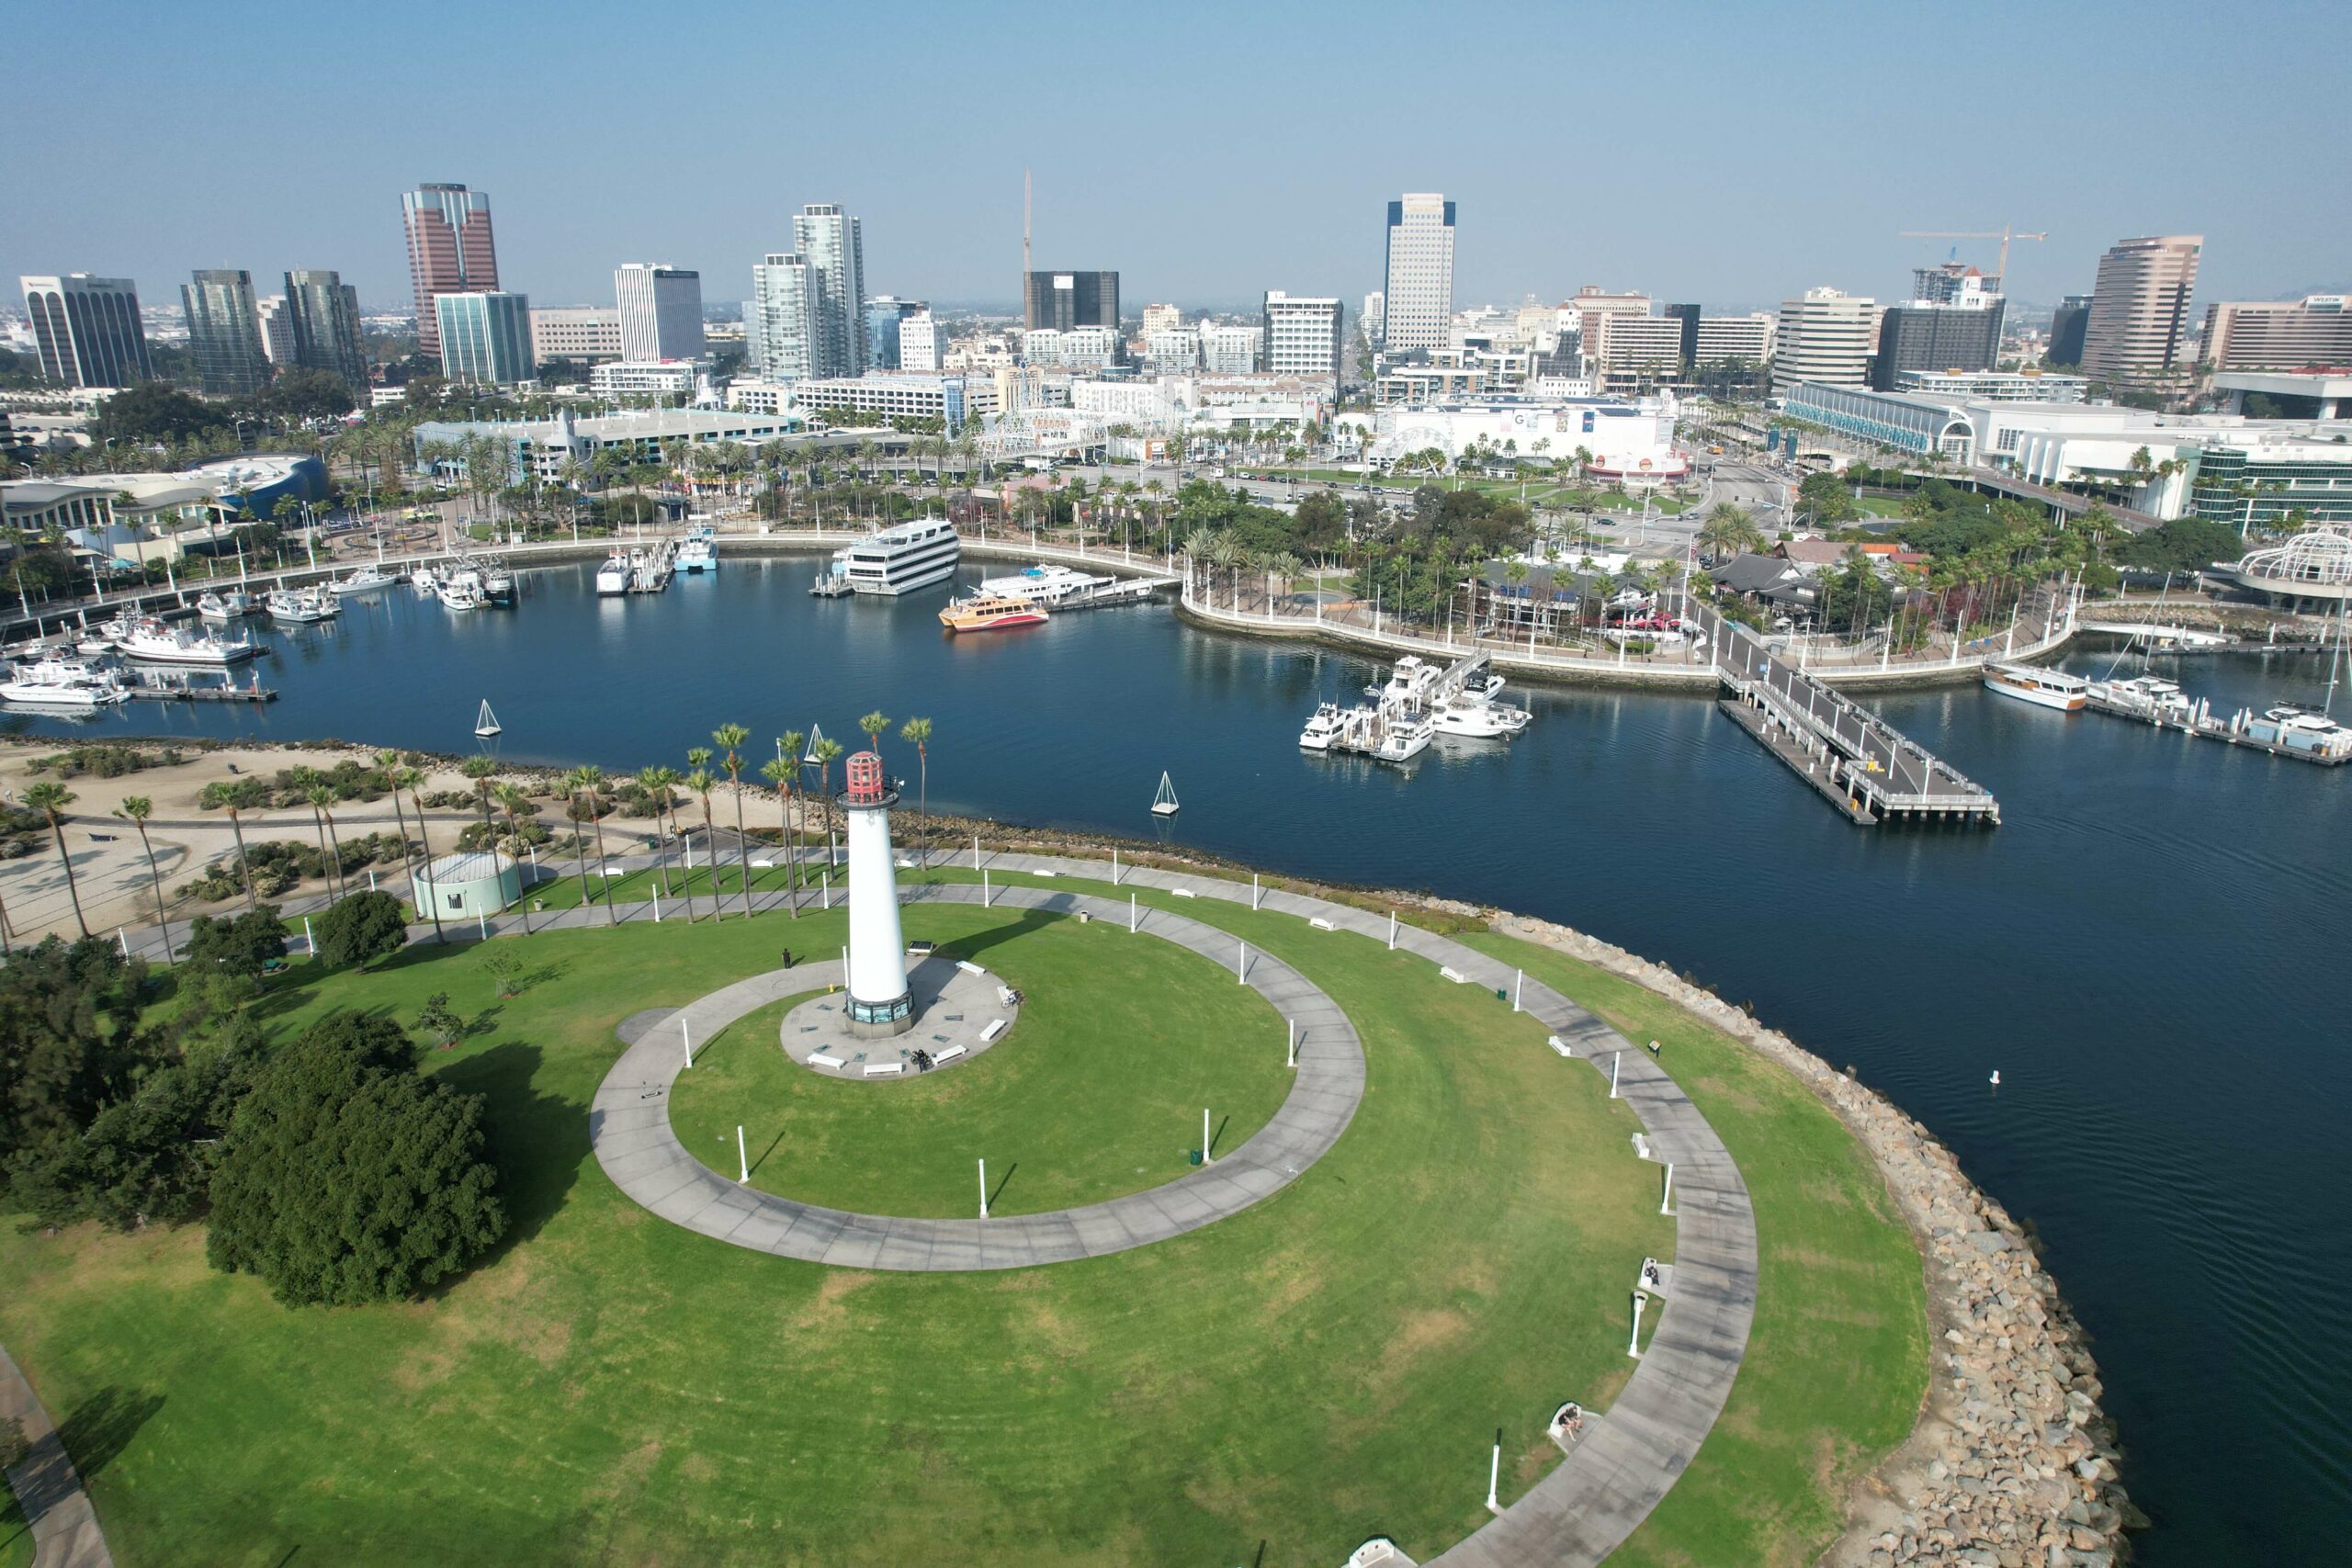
474,699 -> 503,739
678,528 -> 718,572
114,616 -> 259,665
938,594 -> 1048,634
1298,703 -> 1350,750
1,657 -> 129,709
1150,771 -> 1180,817
329,565 -> 396,596
266,586 -> 339,623
1983,661 -> 2087,712
595,551 -> 630,596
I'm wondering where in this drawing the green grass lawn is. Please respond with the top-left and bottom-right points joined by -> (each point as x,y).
1459,931 -> 1928,1567
0,1490 -> 29,1568
0,888 -> 1683,1566
667,911 -> 1291,1217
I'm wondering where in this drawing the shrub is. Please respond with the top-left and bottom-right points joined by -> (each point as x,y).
26,744 -> 185,779
313,890 -> 409,969
181,906 -> 288,977
206,1014 -> 505,1305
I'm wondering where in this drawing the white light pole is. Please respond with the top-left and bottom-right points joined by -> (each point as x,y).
1660,1162 -> 1675,1215
1203,1107 -> 1212,1163
682,1019 -> 694,1069
737,1125 -> 749,1182
972,832 -> 980,870
1610,1051 -> 1621,1099
1237,940 -> 1246,983
822,870 -> 831,909
1252,872 -> 1261,908
1513,969 -> 1523,1011
978,1157 -> 989,1218
1129,892 -> 1137,931
1286,1019 -> 1296,1067
302,915 -> 315,955
982,868 -> 990,907
1113,848 -> 1120,885
1487,1429 -> 1502,1513
1628,1292 -> 1647,1358
1387,909 -> 1396,950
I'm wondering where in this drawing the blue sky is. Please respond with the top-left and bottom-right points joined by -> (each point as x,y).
10,0 -> 2346,317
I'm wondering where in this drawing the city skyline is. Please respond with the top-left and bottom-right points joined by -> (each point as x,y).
6,0 -> 2347,320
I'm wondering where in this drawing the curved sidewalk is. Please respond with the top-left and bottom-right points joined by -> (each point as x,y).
589,881 -> 1365,1270
1,1344 -> 112,1568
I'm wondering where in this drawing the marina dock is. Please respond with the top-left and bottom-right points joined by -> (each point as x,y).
1051,576 -> 1177,611
1684,596 -> 2002,827
2085,687 -> 2349,765
630,537 -> 679,593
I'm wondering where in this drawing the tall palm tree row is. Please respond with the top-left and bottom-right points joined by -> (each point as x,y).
712,724 -> 754,918
775,731 -> 806,898
559,767 -> 599,920
810,738 -> 844,867
684,764 -> 720,919
396,767 -> 445,942
198,781 -> 261,915
757,755 -> 797,920
576,766 -> 618,927
303,785 -> 346,902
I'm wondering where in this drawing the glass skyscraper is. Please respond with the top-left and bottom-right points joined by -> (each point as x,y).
182,269 -> 270,395
790,204 -> 866,378
285,269 -> 369,393
403,183 -> 500,364
434,291 -> 534,384
18,274 -> 153,388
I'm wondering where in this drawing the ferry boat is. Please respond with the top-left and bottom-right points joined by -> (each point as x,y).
978,563 -> 1113,604
266,586 -> 339,623
938,594 -> 1047,634
329,566 -> 396,596
595,551 -> 630,596
1983,661 -> 2088,712
1432,691 -> 1532,739
834,520 -> 960,596
1,657 -> 129,709
115,616 -> 259,665
677,529 -> 718,573
1299,703 -> 1350,750
197,590 -> 254,620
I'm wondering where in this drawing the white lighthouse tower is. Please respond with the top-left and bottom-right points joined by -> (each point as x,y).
840,750 -> 912,1037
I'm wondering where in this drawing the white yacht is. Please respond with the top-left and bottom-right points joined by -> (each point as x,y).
677,529 -> 718,572
1984,661 -> 2087,712
197,590 -> 254,621
1371,655 -> 1442,712
835,520 -> 960,595
1299,703 -> 1350,750
1,657 -> 129,710
74,634 -> 116,657
595,551 -> 630,595
978,562 -> 1114,604
437,574 -> 487,611
411,564 -> 443,596
1373,714 -> 1434,764
1432,691 -> 1532,739
114,617 -> 259,665
330,565 -> 396,596
476,558 -> 515,605
266,586 -> 339,623
2090,675 -> 2195,721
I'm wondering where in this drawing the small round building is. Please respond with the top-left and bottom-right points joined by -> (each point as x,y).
411,849 -> 523,919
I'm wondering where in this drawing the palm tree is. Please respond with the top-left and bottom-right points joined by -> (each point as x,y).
304,784 -> 346,901
758,756 -> 798,919
684,765 -> 719,919
460,755 -> 500,840
577,766 -> 619,927
492,783 -> 535,932
22,783 -> 87,939
635,765 -> 688,919
113,795 -> 169,954
197,782 -> 260,915
775,732 -> 806,897
712,723 -> 754,917
898,717 -> 933,846
375,750 -> 413,869
857,710 -> 891,772
396,767 -> 445,942
811,738 -> 844,866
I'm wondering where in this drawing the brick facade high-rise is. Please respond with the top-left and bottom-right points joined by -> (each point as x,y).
403,183 -> 500,364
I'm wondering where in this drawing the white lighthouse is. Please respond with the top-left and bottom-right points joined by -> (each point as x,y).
840,750 -> 912,1037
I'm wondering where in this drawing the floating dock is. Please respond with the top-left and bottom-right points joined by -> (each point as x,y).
2085,690 -> 2349,766
1051,576 -> 1177,611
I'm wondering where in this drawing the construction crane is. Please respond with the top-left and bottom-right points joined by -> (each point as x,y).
1899,226 -> 2049,285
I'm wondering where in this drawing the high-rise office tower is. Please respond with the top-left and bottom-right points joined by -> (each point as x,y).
402,183 -> 500,363
182,269 -> 270,395
792,204 -> 866,378
862,297 -> 926,371
898,310 -> 939,373
2081,235 -> 2202,388
1023,270 -> 1120,335
1381,193 -> 1455,354
2047,295 -> 2092,366
255,297 -> 299,367
285,269 -> 369,393
748,254 -> 813,380
1261,292 -> 1345,378
434,292 -> 534,384
615,264 -> 706,362
1871,298 -> 2007,389
1773,287 -> 1877,392
2199,295 -> 2352,371
19,274 -> 153,387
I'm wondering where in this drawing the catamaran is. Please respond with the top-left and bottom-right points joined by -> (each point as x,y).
474,699 -> 503,739
1151,771 -> 1180,817
938,594 -> 1048,634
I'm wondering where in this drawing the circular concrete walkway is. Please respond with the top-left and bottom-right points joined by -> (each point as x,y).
589,880 -> 1364,1270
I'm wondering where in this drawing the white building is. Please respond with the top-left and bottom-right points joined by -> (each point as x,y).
747,253 -> 813,380
1381,194 -> 1455,353
1140,302 -> 1183,339
1774,288 -> 1876,393
590,360 -> 700,398
614,264 -> 705,363
529,306 -> 623,365
788,373 -> 995,431
1368,394 -> 1685,479
254,295 -> 299,367
413,407 -> 806,483
898,310 -> 939,372
1197,322 -> 1262,374
1894,369 -> 2086,403
1071,379 -> 1175,428
1362,290 -> 1384,343
1020,325 -> 1118,370
1143,330 -> 1196,375
1695,312 -> 1775,366
1261,292 -> 1344,380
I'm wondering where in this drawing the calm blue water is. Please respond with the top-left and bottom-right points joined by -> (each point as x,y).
23,556 -> 2352,1562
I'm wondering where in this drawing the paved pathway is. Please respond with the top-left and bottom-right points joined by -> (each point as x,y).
589,880 -> 1364,1270
0,1344 -> 111,1568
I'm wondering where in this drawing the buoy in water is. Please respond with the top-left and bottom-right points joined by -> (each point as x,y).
1989,1069 -> 2002,1087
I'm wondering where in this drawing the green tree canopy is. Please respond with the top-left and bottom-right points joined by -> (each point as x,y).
314,890 -> 409,969
206,1013 -> 505,1305
181,906 -> 288,978
91,383 -> 230,445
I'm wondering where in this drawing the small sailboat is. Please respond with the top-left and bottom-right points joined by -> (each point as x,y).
1150,771 -> 1180,818
803,722 -> 829,764
474,699 -> 502,739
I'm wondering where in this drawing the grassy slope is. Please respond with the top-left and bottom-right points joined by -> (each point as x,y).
0,895 -> 1671,1566
665,914 -> 1291,1216
0,1492 -> 28,1568
1461,931 -> 1928,1567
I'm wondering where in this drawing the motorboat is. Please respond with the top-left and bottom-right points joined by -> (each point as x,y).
1983,661 -> 2087,712
2089,675 -> 2194,721
411,564 -> 443,596
678,529 -> 718,572
1298,703 -> 1349,750
938,594 -> 1047,634
2243,705 -> 2352,760
74,635 -> 115,657
1371,655 -> 1441,711
476,558 -> 515,605
1432,692 -> 1532,739
1372,715 -> 1434,764
978,563 -> 1114,604
197,590 -> 254,621
1,657 -> 129,709
329,565 -> 397,596
266,586 -> 339,623
438,575 -> 487,611
112,616 -> 258,665
596,551 -> 630,595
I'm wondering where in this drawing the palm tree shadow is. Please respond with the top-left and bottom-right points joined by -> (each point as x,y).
16,1387 -> 168,1518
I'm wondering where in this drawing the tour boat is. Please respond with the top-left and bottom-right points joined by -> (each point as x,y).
595,551 -> 630,595
474,699 -> 503,739
329,565 -> 396,596
833,519 -> 960,595
1151,771 -> 1181,817
1983,661 -> 2088,712
678,529 -> 718,572
978,563 -> 1114,604
938,594 -> 1048,634
1372,714 -> 1434,763
1299,703 -> 1349,750
115,617 -> 258,665
1,657 -> 129,709
1432,691 -> 1532,739
266,586 -> 339,623
197,590 -> 253,621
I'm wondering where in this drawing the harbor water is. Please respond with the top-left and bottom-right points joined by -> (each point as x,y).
14,555 -> 2352,1563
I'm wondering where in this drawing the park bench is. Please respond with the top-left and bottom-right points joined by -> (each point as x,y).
933,1043 -> 967,1064
808,1051 -> 845,1069
864,1062 -> 905,1077
979,1020 -> 1007,1043
1309,917 -> 1336,931
956,960 -> 986,976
